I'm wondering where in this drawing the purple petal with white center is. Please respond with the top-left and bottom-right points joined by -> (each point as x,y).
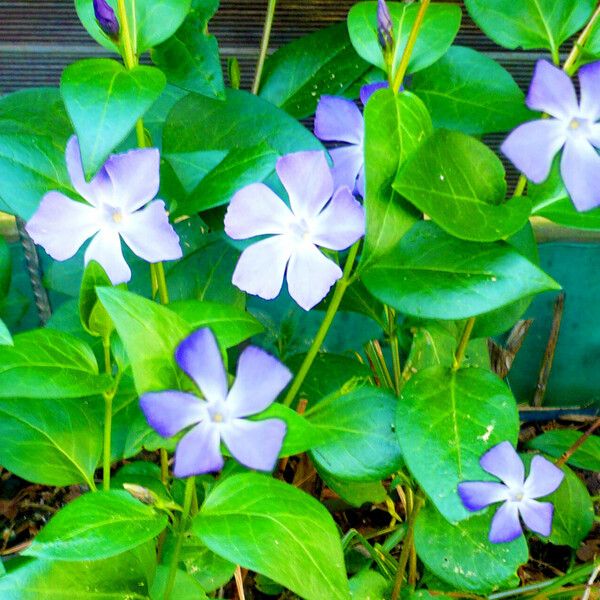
139,390 -> 206,438
314,96 -> 364,145
276,152 -> 333,218
84,228 -> 131,284
519,499 -> 554,537
65,136 -> 112,206
523,455 -> 564,499
286,242 -> 342,310
489,502 -> 523,543
501,119 -> 566,183
578,61 -> 600,123
226,346 -> 292,418
26,191 -> 99,261
175,328 -> 228,404
119,200 -> 182,263
103,147 -> 160,212
526,60 -> 578,121
232,235 -> 292,300
221,418 -> 286,471
329,145 -> 364,197
173,420 -> 224,477
560,137 -> 600,211
311,186 -> 365,251
224,183 -> 293,240
479,441 -> 525,489
457,481 -> 509,511
360,82 -> 389,105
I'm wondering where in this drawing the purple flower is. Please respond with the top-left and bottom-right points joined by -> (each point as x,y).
140,328 -> 291,478
224,151 -> 365,311
502,60 -> 600,212
377,0 -> 394,51
458,441 -> 564,543
26,136 -> 182,284
93,0 -> 120,40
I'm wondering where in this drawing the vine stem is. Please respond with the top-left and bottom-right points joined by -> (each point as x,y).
251,0 -> 277,94
452,318 -> 476,371
555,416 -> 600,467
102,336 -> 114,491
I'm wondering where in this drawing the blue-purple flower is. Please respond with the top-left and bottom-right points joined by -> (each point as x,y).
502,60 -> 600,212
224,151 -> 365,311
377,0 -> 394,52
458,441 -> 564,543
140,328 -> 291,478
93,0 -> 120,40
26,136 -> 182,284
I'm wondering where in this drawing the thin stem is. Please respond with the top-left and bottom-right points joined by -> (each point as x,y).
386,306 -> 402,394
555,416 -> 600,467
563,1 -> 600,75
251,0 -> 277,94
152,261 -> 170,305
102,336 -> 114,491
116,0 -> 137,69
391,0 -> 431,93
282,242 -> 360,407
452,318 -> 476,371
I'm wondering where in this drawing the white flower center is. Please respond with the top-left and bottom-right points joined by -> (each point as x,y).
100,204 -> 126,229
566,116 -> 592,139
207,401 -> 230,425
508,487 -> 525,503
288,217 -> 312,243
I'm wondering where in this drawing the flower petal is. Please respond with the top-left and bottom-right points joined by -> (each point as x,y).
479,441 -> 525,489
523,455 -> 564,499
175,328 -> 228,404
84,228 -> 131,284
232,235 -> 292,301
174,421 -> 224,477
360,82 -> 389,105
356,165 -> 365,199
519,499 -> 554,537
119,200 -> 182,263
560,137 -> 600,211
226,346 -> 292,418
328,145 -> 364,197
276,151 -> 333,218
311,186 -> 365,251
489,501 -> 523,543
314,96 -> 364,144
286,242 -> 342,310
26,191 -> 99,261
457,481 -> 510,511
526,60 -> 578,120
578,61 -> 600,123
221,418 -> 286,471
501,119 -> 566,183
224,183 -> 293,240
103,147 -> 160,212
139,390 -> 206,438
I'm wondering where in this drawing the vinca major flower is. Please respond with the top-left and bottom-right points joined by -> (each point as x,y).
377,0 -> 394,52
93,0 -> 120,40
224,151 -> 365,311
26,136 -> 182,285
502,60 -> 600,211
458,441 -> 564,543
140,328 -> 291,478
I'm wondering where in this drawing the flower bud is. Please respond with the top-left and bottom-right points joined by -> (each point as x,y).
377,0 -> 394,52
93,0 -> 120,41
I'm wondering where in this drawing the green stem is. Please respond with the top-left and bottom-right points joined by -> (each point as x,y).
386,306 -> 402,394
282,242 -> 360,407
563,1 -> 600,75
452,318 -> 475,371
102,336 -> 114,491
251,0 -> 277,94
116,0 -> 137,69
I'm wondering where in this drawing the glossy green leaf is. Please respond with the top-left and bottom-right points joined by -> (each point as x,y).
349,570 -> 389,599
397,367 -> 520,522
0,236 -> 11,298
180,535 -> 236,593
0,318 -> 12,346
362,222 -> 560,320
410,46 -> 532,135
61,59 -> 166,178
320,472 -> 387,508
150,566 -> 208,600
194,473 -> 350,600
526,430 -> 600,471
79,261 -> 114,338
395,130 -> 531,242
259,23 -> 371,119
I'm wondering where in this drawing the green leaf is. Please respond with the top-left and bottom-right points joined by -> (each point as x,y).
259,23 -> 371,119
320,472 -> 387,508
463,0 -> 594,57
361,89 -> 431,271
349,570 -> 390,599
414,503 -> 528,594
180,535 -> 236,593
79,261 -> 114,338
347,2 -> 461,75
307,386 -> 402,482
362,222 -> 560,320
397,367 -> 520,522
61,59 -> 166,178
395,130 -> 531,242
0,396 -> 102,487
526,430 -> 600,471
0,236 -> 11,298
410,46 -> 532,135
194,473 -> 350,600
0,318 -> 12,346
76,0 -> 192,54
0,329 -> 111,398
25,491 -> 167,561
150,566 -> 208,600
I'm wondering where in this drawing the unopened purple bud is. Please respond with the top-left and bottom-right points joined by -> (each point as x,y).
377,0 -> 394,51
93,0 -> 120,41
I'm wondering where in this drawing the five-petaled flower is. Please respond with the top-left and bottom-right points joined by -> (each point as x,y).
502,60 -> 600,212
224,151 -> 365,311
140,328 -> 291,478
458,441 -> 564,543
26,136 -> 182,285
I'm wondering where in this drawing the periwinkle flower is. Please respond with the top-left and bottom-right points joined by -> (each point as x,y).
458,441 -> 564,543
140,328 -> 291,478
224,151 -> 365,311
26,136 -> 182,284
502,60 -> 600,211
93,0 -> 120,40
377,0 -> 394,52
